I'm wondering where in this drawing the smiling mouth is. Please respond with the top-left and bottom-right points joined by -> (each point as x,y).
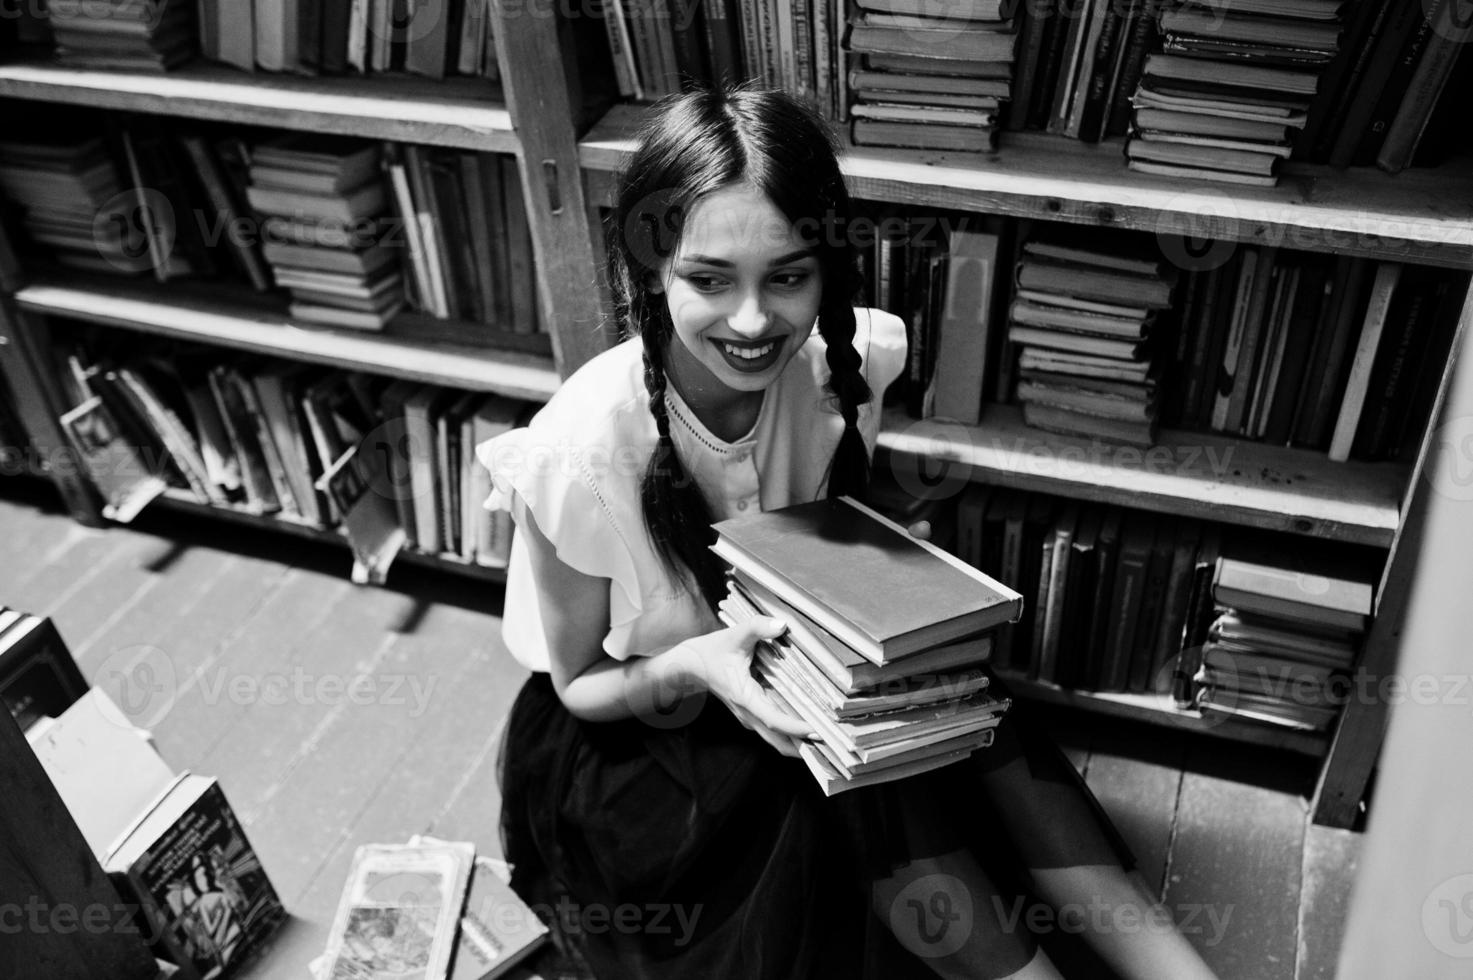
712,337 -> 785,372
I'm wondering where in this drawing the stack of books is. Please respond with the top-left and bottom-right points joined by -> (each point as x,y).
845,0 -> 1018,152
48,0 -> 198,71
1191,557 -> 1370,733
1124,0 -> 1344,186
1007,237 -> 1176,446
711,496 -> 1021,796
0,135 -> 147,274
244,136 -> 404,330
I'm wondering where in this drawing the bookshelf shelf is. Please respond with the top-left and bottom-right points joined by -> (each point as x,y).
581,103 -> 1473,269
0,60 -> 518,153
15,278 -> 561,402
154,490 -> 508,583
992,670 -> 1330,757
878,405 -> 1406,548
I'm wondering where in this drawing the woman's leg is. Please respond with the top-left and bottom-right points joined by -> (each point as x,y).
967,716 -> 1218,980
864,787 -> 1064,979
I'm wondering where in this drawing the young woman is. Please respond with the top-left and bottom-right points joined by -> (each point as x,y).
478,84 -> 1218,980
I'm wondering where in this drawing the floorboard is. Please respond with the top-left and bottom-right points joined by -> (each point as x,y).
0,482 -> 1364,980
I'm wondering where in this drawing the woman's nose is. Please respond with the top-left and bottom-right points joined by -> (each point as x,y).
728,292 -> 771,337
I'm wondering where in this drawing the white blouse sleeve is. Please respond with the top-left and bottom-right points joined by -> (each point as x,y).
475,426 -> 646,658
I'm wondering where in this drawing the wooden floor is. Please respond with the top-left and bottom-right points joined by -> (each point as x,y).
3,478 -> 1362,980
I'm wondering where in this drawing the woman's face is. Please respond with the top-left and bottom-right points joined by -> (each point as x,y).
656,183 -> 823,396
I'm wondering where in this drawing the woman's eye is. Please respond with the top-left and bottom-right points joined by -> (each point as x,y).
685,274 -> 726,292
771,271 -> 811,288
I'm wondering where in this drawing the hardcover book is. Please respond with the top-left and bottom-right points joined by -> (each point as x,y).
710,496 -> 1023,664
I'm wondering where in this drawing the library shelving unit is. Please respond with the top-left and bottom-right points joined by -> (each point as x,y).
580,102 -> 1473,828
0,10 -> 613,585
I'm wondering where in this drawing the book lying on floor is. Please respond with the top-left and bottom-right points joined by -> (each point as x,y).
320,840 -> 475,980
710,496 -> 1022,664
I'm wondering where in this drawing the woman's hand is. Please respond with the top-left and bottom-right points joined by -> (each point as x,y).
679,618 -> 816,758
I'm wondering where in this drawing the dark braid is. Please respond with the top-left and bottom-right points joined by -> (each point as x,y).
638,322 -> 726,606
818,299 -> 873,502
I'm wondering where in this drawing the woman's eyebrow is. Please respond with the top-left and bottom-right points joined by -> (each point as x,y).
680,249 -> 816,268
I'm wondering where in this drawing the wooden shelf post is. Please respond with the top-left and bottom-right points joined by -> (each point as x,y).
488,0 -> 613,377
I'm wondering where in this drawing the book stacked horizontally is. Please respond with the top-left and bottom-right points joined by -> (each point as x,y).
1008,238 -> 1176,446
49,0 -> 197,71
1124,0 -> 1345,186
845,0 -> 1018,152
0,136 -> 147,274
712,496 -> 1021,796
1191,558 -> 1370,733
245,136 -> 405,331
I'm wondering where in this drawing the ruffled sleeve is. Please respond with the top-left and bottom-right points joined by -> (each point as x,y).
474,426 -> 647,660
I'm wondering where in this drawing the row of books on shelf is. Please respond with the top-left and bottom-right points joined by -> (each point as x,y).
863,211 -> 1465,461
589,0 -> 1469,178
45,326 -> 531,573
2,0 -> 502,79
872,478 -> 1375,734
0,119 -> 541,334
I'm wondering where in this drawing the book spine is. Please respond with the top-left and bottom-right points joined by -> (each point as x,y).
1290,255 -> 1356,446
737,0 -> 764,86
1327,1 -> 1423,168
792,0 -> 815,100
929,230 -> 999,426
1300,0 -> 1389,161
1083,513 -> 1119,688
1355,0 -> 1444,166
1051,0 -> 1096,135
384,145 -> 432,314
1027,525 -> 1054,681
1126,522 -> 1171,693
1077,0 -> 1125,143
1006,0 -> 1041,131
604,0 -> 642,97
1209,250 -> 1258,432
501,157 -> 539,334
178,136 -> 273,292
1149,525 -> 1198,695
810,0 -> 833,118
459,153 -> 499,326
1038,519 -> 1073,684
1029,0 -> 1072,130
1328,262 -> 1404,462
1262,257 -> 1328,445
702,0 -> 742,89
1223,246 -> 1279,434
1159,266 -> 1202,427
1376,21 -> 1465,173
669,0 -> 710,89
1105,0 -> 1157,140
1247,266 -> 1296,439
1354,279 -> 1431,460
1101,520 -> 1148,692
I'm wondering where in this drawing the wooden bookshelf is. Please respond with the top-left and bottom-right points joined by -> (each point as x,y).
992,670 -> 1330,757
879,405 -> 1407,548
155,490 -> 508,584
14,278 -> 561,402
581,103 -> 1473,268
0,60 -> 518,153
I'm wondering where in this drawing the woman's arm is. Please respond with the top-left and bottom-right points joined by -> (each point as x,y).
513,494 -> 814,755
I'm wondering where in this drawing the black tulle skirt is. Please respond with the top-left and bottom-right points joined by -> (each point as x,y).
498,671 -> 1135,980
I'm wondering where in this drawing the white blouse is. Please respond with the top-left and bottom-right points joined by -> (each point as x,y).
476,307 -> 909,673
